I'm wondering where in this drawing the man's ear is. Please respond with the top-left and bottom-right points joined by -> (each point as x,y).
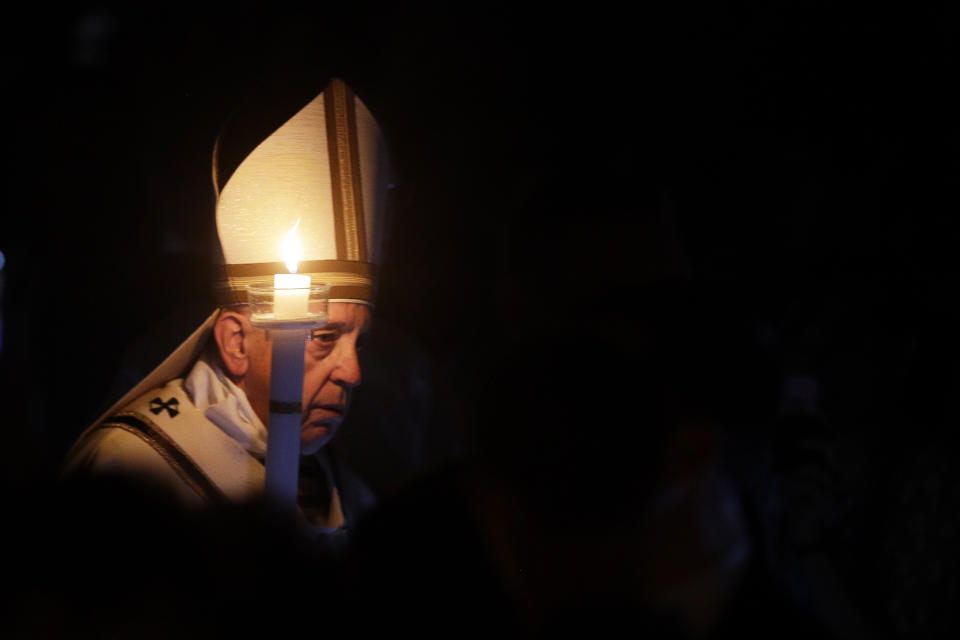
213,311 -> 249,380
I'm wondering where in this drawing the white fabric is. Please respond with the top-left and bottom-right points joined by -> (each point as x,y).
184,354 -> 268,459
64,357 -> 267,504
215,86 -> 390,268
64,356 -> 372,533
64,423 -> 208,506
217,94 -> 338,265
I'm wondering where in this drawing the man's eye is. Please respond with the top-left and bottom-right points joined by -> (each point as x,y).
312,331 -> 338,343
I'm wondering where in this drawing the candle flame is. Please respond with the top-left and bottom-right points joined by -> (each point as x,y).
282,219 -> 302,273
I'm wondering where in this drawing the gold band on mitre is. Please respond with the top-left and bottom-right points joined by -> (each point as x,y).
212,260 -> 379,306
214,78 -> 392,307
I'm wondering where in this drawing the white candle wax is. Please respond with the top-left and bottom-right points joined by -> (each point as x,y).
265,327 -> 307,509
274,273 -> 310,319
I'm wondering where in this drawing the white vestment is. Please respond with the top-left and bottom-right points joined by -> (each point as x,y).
64,354 -> 374,533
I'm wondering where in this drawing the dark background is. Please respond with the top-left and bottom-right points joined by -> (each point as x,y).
2,3 -> 960,637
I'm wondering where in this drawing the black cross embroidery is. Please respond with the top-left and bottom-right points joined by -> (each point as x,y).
149,397 -> 180,418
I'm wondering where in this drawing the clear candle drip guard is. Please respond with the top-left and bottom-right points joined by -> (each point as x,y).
246,283 -> 330,328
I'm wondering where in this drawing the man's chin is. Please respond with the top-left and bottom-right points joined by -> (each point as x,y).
301,424 -> 334,455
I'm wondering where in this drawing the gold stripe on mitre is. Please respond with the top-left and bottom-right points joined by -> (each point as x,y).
325,79 -> 367,262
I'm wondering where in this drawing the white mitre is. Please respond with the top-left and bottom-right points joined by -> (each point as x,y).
92,77 -> 393,424
213,77 -> 392,306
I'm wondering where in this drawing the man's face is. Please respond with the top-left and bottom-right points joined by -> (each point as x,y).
244,302 -> 371,455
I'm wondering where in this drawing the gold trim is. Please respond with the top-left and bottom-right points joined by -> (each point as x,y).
345,86 -> 368,261
221,260 -> 378,279
96,412 -> 225,503
326,79 -> 363,261
213,259 -> 377,305
325,83 -> 347,259
222,273 -> 372,287
213,283 -> 374,306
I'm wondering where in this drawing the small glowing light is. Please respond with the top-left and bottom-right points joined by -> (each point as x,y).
281,219 -> 302,274
0,249 -> 5,271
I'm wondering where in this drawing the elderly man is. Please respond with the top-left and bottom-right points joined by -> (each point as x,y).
64,77 -> 390,533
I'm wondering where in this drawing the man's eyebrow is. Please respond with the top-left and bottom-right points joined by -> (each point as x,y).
314,322 -> 346,332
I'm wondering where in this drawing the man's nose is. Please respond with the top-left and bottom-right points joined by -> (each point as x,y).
331,343 -> 362,389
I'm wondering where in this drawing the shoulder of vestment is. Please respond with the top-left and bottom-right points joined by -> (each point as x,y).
66,378 -> 264,505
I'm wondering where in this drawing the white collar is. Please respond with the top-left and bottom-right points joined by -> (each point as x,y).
183,354 -> 268,459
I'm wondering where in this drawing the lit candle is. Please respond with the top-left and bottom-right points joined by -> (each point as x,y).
274,273 -> 310,319
274,219 -> 310,319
